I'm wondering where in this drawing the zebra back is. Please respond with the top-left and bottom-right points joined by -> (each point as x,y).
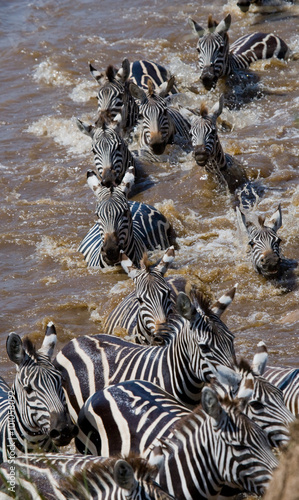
75,381 -> 277,499
0,453 -> 174,499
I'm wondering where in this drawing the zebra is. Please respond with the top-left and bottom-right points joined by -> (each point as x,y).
105,248 -> 237,345
236,0 -> 294,13
54,288 -> 237,423
76,114 -> 136,187
0,322 -> 77,464
253,341 -> 299,417
90,58 -> 177,139
0,453 -> 174,500
185,94 -> 251,194
75,382 -> 278,499
189,13 -> 289,91
236,203 -> 283,278
78,167 -> 170,269
129,78 -> 191,157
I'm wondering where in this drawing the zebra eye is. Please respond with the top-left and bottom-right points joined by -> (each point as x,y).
249,401 -> 264,411
248,240 -> 255,247
199,344 -> 210,354
137,297 -> 143,304
196,47 -> 201,53
24,384 -> 34,395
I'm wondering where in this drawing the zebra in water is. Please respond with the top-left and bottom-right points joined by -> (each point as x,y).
54,289 -> 237,422
189,13 -> 289,92
76,383 -> 277,499
236,204 -> 283,278
0,453 -> 174,500
78,167 -> 170,269
236,0 -> 294,13
0,322 -> 77,464
105,248 -> 237,345
76,114 -> 136,187
90,58 -> 177,139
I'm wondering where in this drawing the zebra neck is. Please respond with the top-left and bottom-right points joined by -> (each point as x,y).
230,52 -> 253,72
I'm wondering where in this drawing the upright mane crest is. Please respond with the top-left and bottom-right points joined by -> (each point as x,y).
140,253 -> 152,271
147,78 -> 154,97
200,102 -> 209,117
106,64 -> 117,82
95,110 -> 113,129
207,14 -> 218,32
190,288 -> 212,316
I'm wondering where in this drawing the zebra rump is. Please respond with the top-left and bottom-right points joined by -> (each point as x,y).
0,453 -> 174,499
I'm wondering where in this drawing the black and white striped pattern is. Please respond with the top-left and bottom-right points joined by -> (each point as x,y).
0,323 -> 77,463
0,453 -> 174,500
76,116 -> 135,187
78,167 -> 170,269
76,382 -> 278,499
54,289 -> 237,423
263,364 -> 299,417
189,13 -> 289,90
236,204 -> 283,278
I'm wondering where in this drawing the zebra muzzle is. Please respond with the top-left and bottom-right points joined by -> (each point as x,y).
194,145 -> 209,166
49,412 -> 78,446
200,68 -> 218,91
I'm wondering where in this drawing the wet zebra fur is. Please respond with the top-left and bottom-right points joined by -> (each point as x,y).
0,323 -> 77,464
236,0 -> 294,13
105,248 -> 237,345
76,382 -> 277,499
0,453 -> 174,500
54,289 -> 237,423
78,167 -> 170,269
76,115 -> 136,187
189,13 -> 289,91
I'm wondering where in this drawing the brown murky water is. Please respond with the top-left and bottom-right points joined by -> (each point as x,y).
1,0 -> 298,387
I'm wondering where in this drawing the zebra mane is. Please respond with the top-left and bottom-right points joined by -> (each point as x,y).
140,252 -> 152,271
22,337 -> 52,365
190,288 -> 213,317
258,215 -> 266,228
147,78 -> 154,97
207,14 -> 218,31
60,453 -> 159,489
106,64 -> 117,82
200,102 -> 209,117
238,358 -> 253,374
95,110 -> 113,129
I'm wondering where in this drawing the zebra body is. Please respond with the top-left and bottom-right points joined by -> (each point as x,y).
76,382 -> 277,499
0,453 -> 174,500
237,0 -> 293,13
189,13 -> 289,90
76,116 -> 136,187
263,365 -> 299,417
54,290 -> 236,422
236,204 -> 283,278
0,323 -> 77,464
78,168 -> 170,268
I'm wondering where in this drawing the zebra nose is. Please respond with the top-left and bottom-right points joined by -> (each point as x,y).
148,132 -> 166,155
200,68 -> 217,91
194,145 -> 208,166
260,251 -> 281,275
50,412 -> 78,446
237,0 -> 251,11
101,168 -> 116,187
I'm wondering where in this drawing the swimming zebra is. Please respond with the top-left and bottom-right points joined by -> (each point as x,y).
129,78 -> 191,157
78,167 -> 170,269
0,322 -> 77,464
236,0 -> 293,13
236,203 -> 283,278
76,114 -> 136,187
76,383 -> 277,499
189,13 -> 289,91
105,248 -> 237,345
54,289 -> 237,423
90,58 -> 177,139
0,453 -> 174,500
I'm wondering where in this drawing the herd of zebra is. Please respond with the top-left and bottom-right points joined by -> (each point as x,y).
0,9 -> 298,500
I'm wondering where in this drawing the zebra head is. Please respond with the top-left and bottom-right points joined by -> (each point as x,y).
201,386 -> 278,497
129,78 -> 175,155
76,116 -> 134,187
120,247 -> 175,344
7,322 -> 78,449
189,14 -> 231,90
87,168 -> 135,266
236,0 -> 252,12
189,95 -> 224,169
237,205 -> 282,278
210,341 -> 294,448
176,286 -> 237,381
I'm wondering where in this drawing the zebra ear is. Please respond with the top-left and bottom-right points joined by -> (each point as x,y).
266,204 -> 282,232
119,166 -> 135,196
188,18 -> 205,37
38,321 -> 57,360
129,83 -> 147,102
113,459 -> 137,492
120,252 -> 140,279
236,206 -> 251,233
89,63 -> 105,84
201,386 -> 223,423
87,170 -> 102,196
120,58 -> 131,82
211,94 -> 224,122
6,333 -> 26,366
215,14 -> 231,35
156,246 -> 175,275
157,76 -> 175,98
252,341 -> 268,376
211,364 -> 242,394
76,118 -> 95,138
211,283 -> 237,317
176,292 -> 196,321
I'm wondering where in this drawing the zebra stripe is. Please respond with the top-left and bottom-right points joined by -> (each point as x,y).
76,117 -> 135,187
263,365 -> 299,417
76,382 -> 278,499
189,13 -> 289,90
0,453 -> 174,499
54,289 -> 236,423
78,168 -> 170,269
0,323 -> 77,464
236,204 -> 282,278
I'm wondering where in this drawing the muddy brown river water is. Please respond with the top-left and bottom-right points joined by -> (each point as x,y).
0,0 -> 298,387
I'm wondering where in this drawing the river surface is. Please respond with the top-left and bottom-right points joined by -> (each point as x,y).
0,0 -> 298,385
